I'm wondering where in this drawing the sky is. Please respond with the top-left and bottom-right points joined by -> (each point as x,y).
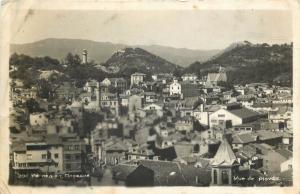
10,10 -> 293,50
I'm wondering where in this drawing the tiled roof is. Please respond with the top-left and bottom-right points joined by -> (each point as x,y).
275,149 -> 292,159
255,130 -> 283,140
207,72 -> 227,82
204,104 -> 222,112
228,107 -> 261,119
109,78 -> 126,83
11,142 -> 26,152
174,142 -> 194,158
236,144 -> 257,159
279,168 -> 292,180
106,141 -> 129,151
45,134 -> 63,145
211,138 -> 238,166
112,164 -> 137,181
138,160 -> 211,186
132,72 -> 146,76
232,133 -> 257,144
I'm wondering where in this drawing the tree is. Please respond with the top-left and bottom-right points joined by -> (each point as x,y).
25,98 -> 44,113
37,79 -> 54,100
64,53 -> 82,67
82,111 -> 104,136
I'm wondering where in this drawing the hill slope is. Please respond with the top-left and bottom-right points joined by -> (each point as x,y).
186,42 -> 293,85
10,38 -> 219,67
102,47 -> 182,75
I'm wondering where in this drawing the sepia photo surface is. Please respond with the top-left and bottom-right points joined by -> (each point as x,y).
1,1 -> 299,193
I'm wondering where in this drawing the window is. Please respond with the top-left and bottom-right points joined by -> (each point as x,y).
213,170 -> 218,184
27,154 -> 32,160
221,170 -> 229,184
42,154 -> 47,159
67,145 -> 73,150
74,145 -> 80,150
65,154 -> 71,160
218,114 -> 225,118
211,119 -> 217,123
75,154 -> 81,160
66,164 -> 71,170
54,153 -> 59,159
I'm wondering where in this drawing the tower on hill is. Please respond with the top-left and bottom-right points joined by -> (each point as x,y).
82,49 -> 88,64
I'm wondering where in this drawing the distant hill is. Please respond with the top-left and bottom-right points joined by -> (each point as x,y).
185,41 -> 293,85
102,47 -> 182,75
139,45 -> 219,67
10,38 -> 220,67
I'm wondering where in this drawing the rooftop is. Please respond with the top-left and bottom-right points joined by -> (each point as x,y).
228,107 -> 262,120
211,138 -> 238,166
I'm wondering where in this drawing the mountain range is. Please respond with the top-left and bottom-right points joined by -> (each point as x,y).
10,39 -> 293,85
10,38 -> 220,67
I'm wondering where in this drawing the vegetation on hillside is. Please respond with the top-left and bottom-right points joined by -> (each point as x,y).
10,42 -> 293,90
103,47 -> 182,74
186,42 -> 293,86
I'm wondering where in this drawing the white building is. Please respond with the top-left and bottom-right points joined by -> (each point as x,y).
143,103 -> 163,111
81,80 -> 100,110
280,157 -> 293,172
101,78 -> 111,86
182,73 -> 197,82
29,112 -> 48,126
169,79 -> 181,96
209,105 -> 262,128
130,72 -> 146,86
13,142 -> 64,173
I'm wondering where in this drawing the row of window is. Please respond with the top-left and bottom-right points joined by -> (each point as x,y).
101,101 -> 117,106
26,153 -> 60,160
66,145 -> 80,151
15,162 -> 59,168
65,154 -> 81,160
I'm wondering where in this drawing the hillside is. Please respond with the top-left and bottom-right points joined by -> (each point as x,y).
102,47 -> 182,75
185,42 -> 293,85
10,38 -> 219,67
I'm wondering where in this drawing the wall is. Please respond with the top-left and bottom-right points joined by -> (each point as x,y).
209,109 -> 242,127
29,113 -> 48,126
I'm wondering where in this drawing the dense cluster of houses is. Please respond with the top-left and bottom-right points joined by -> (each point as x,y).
9,63 -> 293,186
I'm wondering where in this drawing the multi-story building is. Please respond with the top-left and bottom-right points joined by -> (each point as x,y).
102,78 -> 127,92
61,135 -> 86,173
12,137 -> 64,173
209,104 -> 264,128
81,79 -> 100,110
268,106 -> 293,129
131,72 -> 146,86
181,73 -> 197,83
